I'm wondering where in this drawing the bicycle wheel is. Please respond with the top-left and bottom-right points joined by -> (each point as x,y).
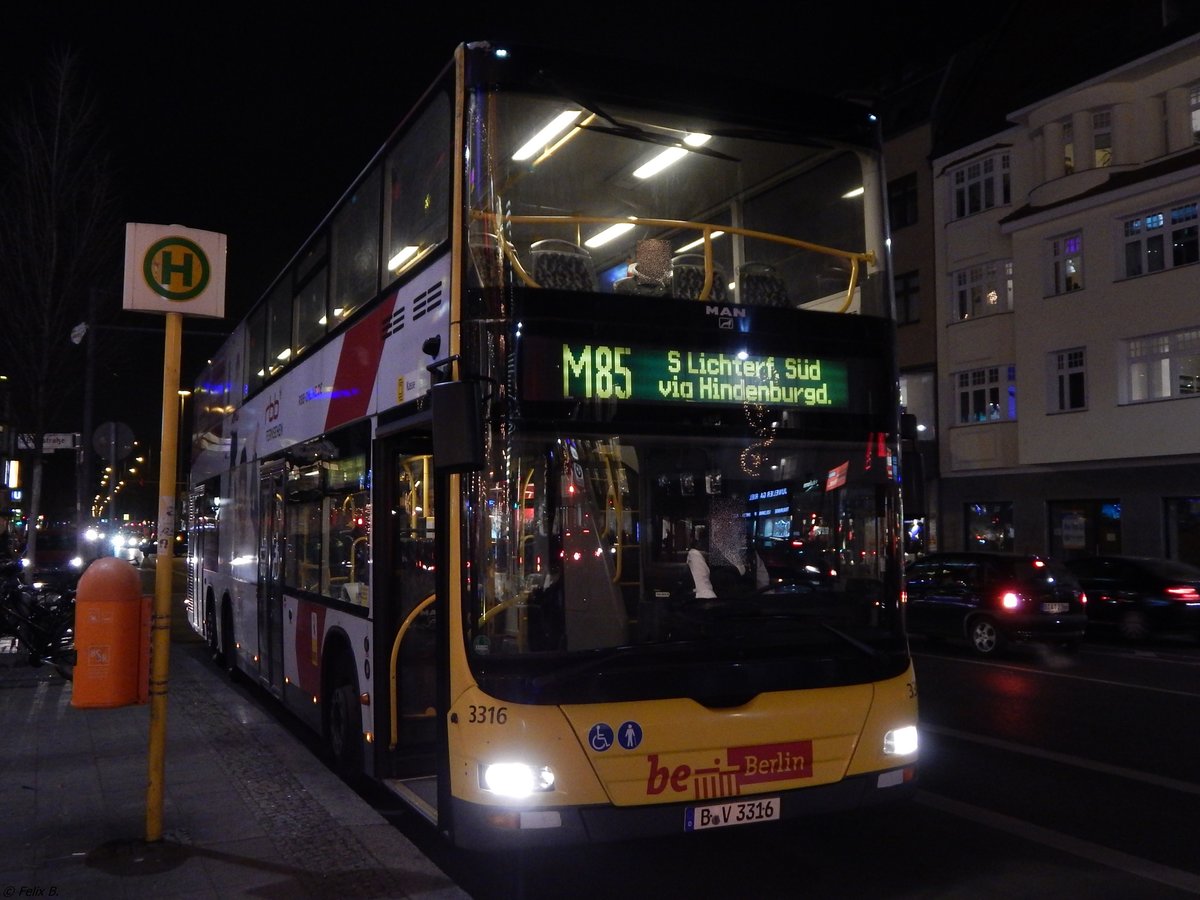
49,614 -> 75,680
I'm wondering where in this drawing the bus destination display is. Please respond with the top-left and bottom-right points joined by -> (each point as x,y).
532,341 -> 851,409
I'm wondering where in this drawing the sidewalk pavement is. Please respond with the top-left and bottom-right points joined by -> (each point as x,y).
0,565 -> 471,900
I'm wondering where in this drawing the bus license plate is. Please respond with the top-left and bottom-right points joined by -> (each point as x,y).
685,797 -> 780,831
1042,602 -> 1069,613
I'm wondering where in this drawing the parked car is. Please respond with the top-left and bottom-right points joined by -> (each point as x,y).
904,552 -> 1088,655
1064,555 -> 1200,641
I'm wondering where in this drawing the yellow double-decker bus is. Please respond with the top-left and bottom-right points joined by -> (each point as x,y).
186,40 -> 918,848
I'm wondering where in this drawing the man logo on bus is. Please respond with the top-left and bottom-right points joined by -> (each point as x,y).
705,305 -> 746,318
645,740 -> 813,799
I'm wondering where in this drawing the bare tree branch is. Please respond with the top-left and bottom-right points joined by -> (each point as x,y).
0,47 -> 118,558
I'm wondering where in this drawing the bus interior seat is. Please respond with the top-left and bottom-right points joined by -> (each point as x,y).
530,239 -> 598,292
670,253 -> 728,302
738,261 -> 789,307
614,267 -> 667,295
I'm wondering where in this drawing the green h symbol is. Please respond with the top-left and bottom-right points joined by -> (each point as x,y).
158,249 -> 194,288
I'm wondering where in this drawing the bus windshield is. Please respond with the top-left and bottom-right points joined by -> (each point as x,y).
468,428 -> 905,703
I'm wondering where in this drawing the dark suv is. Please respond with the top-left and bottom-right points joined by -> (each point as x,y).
904,552 -> 1087,655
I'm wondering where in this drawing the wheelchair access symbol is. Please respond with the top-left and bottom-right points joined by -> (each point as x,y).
588,721 -> 643,752
589,723 -> 614,752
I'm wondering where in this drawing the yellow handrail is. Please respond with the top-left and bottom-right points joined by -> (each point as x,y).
476,590 -> 531,629
349,536 -> 368,582
476,212 -> 874,311
601,443 -> 623,584
388,592 -> 437,750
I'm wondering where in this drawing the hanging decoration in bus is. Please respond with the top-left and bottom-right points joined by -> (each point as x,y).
523,338 -> 851,410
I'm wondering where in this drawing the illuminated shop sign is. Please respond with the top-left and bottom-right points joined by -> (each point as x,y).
530,341 -> 851,410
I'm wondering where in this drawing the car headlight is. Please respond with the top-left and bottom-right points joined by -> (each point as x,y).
481,762 -> 556,798
883,725 -> 918,756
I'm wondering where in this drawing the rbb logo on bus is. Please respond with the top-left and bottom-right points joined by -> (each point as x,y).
265,392 -> 283,441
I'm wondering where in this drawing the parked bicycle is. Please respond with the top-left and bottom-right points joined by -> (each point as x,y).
0,560 -> 75,680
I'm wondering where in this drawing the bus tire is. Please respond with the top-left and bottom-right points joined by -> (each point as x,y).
204,594 -> 220,663
220,599 -> 238,681
327,675 -> 363,779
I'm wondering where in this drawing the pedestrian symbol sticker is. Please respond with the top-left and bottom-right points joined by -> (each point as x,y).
589,723 -> 614,751
618,721 -> 643,749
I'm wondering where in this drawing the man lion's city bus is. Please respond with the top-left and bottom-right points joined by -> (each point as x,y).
185,41 -> 918,848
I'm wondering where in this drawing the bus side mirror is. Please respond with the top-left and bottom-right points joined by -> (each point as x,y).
432,380 -> 485,473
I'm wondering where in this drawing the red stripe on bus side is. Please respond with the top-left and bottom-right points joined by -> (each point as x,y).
325,294 -> 396,431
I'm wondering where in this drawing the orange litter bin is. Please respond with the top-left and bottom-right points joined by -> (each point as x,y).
71,557 -> 151,708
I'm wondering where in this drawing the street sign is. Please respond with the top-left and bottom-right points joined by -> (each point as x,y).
17,432 -> 80,452
123,223 -> 226,318
93,422 -> 135,462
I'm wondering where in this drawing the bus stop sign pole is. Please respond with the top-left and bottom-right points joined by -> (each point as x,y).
123,222 -> 227,845
147,310 -> 181,842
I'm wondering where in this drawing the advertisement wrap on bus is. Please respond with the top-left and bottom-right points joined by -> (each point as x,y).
185,41 -> 918,849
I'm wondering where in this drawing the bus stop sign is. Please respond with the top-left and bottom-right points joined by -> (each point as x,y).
123,223 -> 226,318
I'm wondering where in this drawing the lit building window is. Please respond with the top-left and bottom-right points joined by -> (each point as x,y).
1123,328 -> 1200,403
956,365 -> 1017,424
1121,201 -> 1199,278
950,261 -> 1012,321
1092,110 -> 1112,168
1050,233 -> 1083,294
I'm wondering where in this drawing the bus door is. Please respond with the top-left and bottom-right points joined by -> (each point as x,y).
257,460 -> 286,696
376,434 -> 440,785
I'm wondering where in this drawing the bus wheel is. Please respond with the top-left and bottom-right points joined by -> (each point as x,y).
220,603 -> 238,681
205,598 -> 220,663
327,676 -> 363,778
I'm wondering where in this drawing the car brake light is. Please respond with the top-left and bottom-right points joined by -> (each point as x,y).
1001,591 -> 1020,609
1166,586 -> 1200,601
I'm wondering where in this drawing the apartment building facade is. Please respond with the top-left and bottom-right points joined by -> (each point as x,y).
931,32 -> 1200,564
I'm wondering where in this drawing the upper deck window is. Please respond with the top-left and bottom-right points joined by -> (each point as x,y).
330,167 -> 382,324
384,95 -> 452,286
467,89 -> 883,316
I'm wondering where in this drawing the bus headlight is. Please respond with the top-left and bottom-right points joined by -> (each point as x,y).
883,725 -> 918,756
481,762 -> 556,797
